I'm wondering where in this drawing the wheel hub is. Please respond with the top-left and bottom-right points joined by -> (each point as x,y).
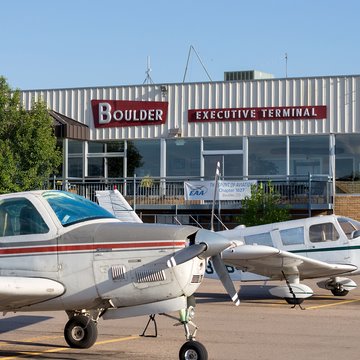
71,326 -> 85,341
184,349 -> 198,360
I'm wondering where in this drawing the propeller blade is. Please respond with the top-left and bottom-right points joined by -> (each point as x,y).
167,243 -> 207,268
211,254 -> 240,306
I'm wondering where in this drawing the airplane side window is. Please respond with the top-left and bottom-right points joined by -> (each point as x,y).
338,217 -> 360,239
244,232 -> 273,247
0,208 -> 13,237
309,223 -> 339,243
0,198 -> 49,237
280,227 -> 305,246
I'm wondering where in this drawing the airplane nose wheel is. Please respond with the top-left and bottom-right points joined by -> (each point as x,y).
64,315 -> 98,349
179,341 -> 208,360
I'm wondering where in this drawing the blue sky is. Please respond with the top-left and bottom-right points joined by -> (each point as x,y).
1,0 -> 360,90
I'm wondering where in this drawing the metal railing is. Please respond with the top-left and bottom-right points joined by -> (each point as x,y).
49,174 -> 333,210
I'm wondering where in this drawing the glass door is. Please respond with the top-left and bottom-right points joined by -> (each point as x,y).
204,153 -> 243,179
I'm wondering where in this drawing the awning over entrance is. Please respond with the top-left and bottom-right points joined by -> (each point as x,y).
49,110 -> 90,140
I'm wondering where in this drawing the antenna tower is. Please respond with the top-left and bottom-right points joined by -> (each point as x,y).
183,45 -> 212,83
143,56 -> 154,84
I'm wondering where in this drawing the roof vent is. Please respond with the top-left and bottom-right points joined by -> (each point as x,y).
224,70 -> 274,81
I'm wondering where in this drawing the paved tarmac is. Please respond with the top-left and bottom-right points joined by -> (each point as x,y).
0,276 -> 360,359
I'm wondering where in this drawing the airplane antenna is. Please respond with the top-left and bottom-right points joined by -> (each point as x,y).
143,56 -> 154,84
210,162 -> 221,231
183,45 -> 212,83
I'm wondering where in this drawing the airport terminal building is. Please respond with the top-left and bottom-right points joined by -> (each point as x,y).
20,72 -> 360,225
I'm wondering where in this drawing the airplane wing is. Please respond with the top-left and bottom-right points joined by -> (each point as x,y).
0,276 -> 65,310
95,189 -> 142,223
222,245 -> 357,280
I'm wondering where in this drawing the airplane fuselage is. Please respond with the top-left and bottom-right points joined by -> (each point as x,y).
0,191 -> 205,313
214,215 -> 360,281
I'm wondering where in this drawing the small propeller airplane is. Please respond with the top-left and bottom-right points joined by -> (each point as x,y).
97,188 -> 360,306
213,215 -> 360,305
0,190 -> 240,360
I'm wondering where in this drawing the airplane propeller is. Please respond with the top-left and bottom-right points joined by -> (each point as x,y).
166,243 -> 207,268
211,253 -> 240,306
167,228 -> 240,306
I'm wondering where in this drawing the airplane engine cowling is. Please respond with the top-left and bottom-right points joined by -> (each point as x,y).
269,284 -> 314,300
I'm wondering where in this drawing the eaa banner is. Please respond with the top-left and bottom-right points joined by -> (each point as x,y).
184,180 -> 257,201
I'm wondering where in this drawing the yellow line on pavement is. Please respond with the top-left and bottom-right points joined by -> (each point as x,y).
0,335 -> 140,359
0,336 -> 63,348
306,298 -> 360,310
95,335 -> 140,346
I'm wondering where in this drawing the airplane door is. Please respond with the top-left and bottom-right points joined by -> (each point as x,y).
306,221 -> 350,263
277,226 -> 308,256
0,197 -> 59,274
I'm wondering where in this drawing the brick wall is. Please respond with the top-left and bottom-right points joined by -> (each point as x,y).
334,195 -> 360,221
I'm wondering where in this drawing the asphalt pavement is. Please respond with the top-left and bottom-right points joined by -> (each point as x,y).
0,277 -> 360,359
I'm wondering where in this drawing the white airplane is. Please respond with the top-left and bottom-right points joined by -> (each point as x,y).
214,215 -> 360,304
97,189 -> 360,305
0,190 -> 240,360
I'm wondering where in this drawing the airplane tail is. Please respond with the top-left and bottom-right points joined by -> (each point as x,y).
95,189 -> 142,223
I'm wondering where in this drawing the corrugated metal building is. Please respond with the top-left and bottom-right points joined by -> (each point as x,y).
20,73 -> 360,225
21,75 -> 359,139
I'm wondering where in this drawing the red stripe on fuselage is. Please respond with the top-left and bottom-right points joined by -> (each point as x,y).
0,241 -> 186,256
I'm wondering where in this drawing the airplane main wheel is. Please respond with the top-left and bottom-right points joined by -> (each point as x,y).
64,315 -> 98,349
179,341 -> 208,360
331,288 -> 349,297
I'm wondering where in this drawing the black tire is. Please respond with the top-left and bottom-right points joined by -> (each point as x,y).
179,341 -> 208,360
331,289 -> 349,297
285,297 -> 304,305
64,315 -> 98,349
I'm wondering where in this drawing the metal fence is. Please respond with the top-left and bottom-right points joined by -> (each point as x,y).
50,174 -> 333,210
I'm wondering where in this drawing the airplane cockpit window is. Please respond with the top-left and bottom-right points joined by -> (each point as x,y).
0,198 -> 49,237
280,227 -> 305,246
338,217 -> 360,240
309,222 -> 340,243
43,191 -> 115,227
244,232 -> 273,247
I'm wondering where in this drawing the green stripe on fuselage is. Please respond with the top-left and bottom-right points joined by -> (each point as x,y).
291,245 -> 360,254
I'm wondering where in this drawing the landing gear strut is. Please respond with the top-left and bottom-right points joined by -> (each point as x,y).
141,299 -> 209,360
178,304 -> 208,360
282,271 -> 305,309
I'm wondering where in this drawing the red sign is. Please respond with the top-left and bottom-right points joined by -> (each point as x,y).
92,100 -> 168,128
188,105 -> 327,122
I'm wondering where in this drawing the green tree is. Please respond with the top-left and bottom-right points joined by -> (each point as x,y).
0,76 -> 61,193
239,182 -> 290,226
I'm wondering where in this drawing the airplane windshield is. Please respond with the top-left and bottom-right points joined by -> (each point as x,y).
338,217 -> 360,239
43,191 -> 115,227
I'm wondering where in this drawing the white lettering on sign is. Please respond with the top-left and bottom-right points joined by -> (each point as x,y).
260,107 -> 317,118
98,102 -> 163,124
92,99 -> 168,128
99,102 -> 112,124
189,106 -> 326,122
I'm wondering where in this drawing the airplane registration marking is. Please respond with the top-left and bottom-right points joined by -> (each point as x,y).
0,335 -> 140,359
0,241 -> 186,256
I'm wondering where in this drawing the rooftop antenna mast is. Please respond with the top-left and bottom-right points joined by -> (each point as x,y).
183,45 -> 212,83
285,52 -> 288,78
143,56 -> 154,84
